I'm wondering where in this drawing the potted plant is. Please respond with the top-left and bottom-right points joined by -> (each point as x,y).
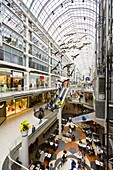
19,120 -> 31,136
56,99 -> 63,107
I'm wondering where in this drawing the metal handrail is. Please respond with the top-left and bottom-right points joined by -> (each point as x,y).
7,88 -> 68,170
8,111 -> 58,170
8,154 -> 29,170
109,157 -> 113,163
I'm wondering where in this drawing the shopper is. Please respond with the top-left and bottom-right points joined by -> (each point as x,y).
38,112 -> 43,124
81,154 -> 86,169
39,150 -> 45,163
71,160 -> 76,170
32,125 -> 35,133
45,165 -> 49,170
34,108 -> 36,114
39,106 -> 44,117
62,150 -> 67,163
49,163 -> 53,170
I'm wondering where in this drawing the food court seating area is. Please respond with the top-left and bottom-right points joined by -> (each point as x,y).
28,116 -> 107,170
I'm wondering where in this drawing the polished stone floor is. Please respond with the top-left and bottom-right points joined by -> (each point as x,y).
0,106 -> 47,169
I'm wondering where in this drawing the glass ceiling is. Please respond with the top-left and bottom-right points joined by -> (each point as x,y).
22,0 -> 99,77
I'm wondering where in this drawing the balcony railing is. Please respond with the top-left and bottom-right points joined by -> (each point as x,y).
7,111 -> 58,170
0,86 -> 57,100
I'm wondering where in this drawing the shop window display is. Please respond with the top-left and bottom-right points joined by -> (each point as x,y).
0,75 -> 11,92
36,78 -> 40,88
6,100 -> 16,116
29,94 -> 42,107
16,98 -> 27,113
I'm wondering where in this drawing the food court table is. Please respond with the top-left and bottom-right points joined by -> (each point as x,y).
95,160 -> 104,167
78,143 -> 86,149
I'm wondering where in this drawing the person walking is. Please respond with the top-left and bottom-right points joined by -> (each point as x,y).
62,150 -> 67,164
81,153 -> 86,169
39,150 -> 45,164
49,163 -> 53,170
32,125 -> 35,133
38,112 -> 43,124
34,108 -> 36,114
71,160 -> 76,170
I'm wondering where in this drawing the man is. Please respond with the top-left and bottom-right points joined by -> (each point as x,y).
32,125 -> 35,133
62,150 -> 67,163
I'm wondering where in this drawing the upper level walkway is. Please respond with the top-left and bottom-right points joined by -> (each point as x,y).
0,87 -> 57,102
0,106 -> 48,169
1,87 -> 69,170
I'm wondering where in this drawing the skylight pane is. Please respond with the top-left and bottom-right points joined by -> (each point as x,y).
21,0 -> 99,76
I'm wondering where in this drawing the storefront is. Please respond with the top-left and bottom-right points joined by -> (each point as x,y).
15,98 -> 27,113
10,70 -> 24,90
6,99 -> 15,116
0,71 -> 11,92
6,98 -> 28,116
29,94 -> 42,107
51,75 -> 60,87
0,101 -> 6,124
29,73 -> 49,89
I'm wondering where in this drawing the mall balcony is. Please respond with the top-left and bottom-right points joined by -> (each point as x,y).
0,85 -> 58,102
1,86 -> 69,170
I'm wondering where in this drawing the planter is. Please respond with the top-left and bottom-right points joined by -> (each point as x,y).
21,130 -> 28,137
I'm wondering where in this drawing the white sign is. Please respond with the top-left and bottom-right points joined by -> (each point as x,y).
12,71 -> 23,78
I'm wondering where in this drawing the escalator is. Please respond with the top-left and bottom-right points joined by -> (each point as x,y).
48,87 -> 69,111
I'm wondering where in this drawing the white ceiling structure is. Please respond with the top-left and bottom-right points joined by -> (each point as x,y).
22,0 -> 99,77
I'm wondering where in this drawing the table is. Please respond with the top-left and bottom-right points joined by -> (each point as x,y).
93,132 -> 99,136
45,152 -> 52,160
35,167 -> 42,170
78,143 -> 86,149
29,164 -> 35,170
93,138 -> 100,145
86,137 -> 93,143
55,143 -> 58,147
50,142 -> 54,146
70,123 -> 76,129
76,154 -> 82,159
63,133 -> 72,142
50,134 -> 56,139
95,160 -> 104,167
29,162 -> 44,170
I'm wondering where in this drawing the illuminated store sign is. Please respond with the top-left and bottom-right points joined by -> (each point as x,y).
11,71 -> 23,78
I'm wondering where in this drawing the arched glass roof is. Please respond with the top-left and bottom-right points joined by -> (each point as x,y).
22,0 -> 99,76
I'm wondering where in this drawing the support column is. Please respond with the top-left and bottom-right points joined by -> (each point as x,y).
26,72 -> 29,90
25,17 -> 30,90
0,0 -> 2,46
105,0 -> 110,169
25,17 -> 29,65
19,130 -> 28,167
49,75 -> 51,88
58,107 -> 62,140
48,42 -> 52,88
74,64 -> 76,83
27,96 -> 30,108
